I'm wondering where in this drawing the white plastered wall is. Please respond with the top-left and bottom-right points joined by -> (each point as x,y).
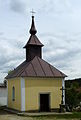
21,78 -> 25,111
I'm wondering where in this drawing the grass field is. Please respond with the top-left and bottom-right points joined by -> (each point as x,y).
0,110 -> 81,120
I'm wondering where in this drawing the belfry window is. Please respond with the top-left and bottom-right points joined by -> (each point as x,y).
12,86 -> 15,101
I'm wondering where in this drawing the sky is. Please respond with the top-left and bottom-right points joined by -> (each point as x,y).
0,0 -> 81,82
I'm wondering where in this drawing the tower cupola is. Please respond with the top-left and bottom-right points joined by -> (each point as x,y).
29,16 -> 37,35
24,15 -> 44,62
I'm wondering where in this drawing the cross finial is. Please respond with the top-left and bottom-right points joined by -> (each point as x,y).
30,9 -> 35,16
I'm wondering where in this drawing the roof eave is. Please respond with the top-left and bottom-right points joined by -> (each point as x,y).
5,75 -> 67,79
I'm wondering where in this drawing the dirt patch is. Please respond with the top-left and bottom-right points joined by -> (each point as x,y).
0,110 -> 33,120
0,115 -> 34,120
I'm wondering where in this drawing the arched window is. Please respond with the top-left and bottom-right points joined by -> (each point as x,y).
12,86 -> 15,101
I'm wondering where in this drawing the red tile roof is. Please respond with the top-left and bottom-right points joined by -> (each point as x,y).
5,56 -> 67,79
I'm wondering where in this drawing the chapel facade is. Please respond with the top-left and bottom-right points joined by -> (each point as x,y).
6,15 -> 66,112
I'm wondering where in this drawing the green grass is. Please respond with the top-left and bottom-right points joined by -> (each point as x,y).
56,112 -> 81,119
33,112 -> 81,120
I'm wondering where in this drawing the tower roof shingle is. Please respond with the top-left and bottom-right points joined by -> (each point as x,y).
24,35 -> 44,48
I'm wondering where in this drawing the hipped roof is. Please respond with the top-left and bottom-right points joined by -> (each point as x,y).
24,35 -> 44,48
6,56 -> 67,79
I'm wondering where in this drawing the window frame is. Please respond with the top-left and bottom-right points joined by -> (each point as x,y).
12,86 -> 15,101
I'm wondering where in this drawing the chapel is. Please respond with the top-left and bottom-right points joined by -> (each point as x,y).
6,15 -> 66,112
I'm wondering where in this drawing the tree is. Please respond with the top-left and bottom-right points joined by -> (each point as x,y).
65,81 -> 79,109
66,88 -> 78,108
8,69 -> 14,74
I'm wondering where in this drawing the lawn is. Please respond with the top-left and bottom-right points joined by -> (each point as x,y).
33,112 -> 81,120
0,110 -> 81,120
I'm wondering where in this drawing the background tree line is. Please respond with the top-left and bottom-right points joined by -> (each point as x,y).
65,78 -> 81,110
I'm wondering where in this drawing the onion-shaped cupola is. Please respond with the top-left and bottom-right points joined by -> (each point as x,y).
24,15 -> 44,62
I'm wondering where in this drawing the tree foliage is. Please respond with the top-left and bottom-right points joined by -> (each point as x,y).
65,81 -> 80,108
8,69 -> 14,74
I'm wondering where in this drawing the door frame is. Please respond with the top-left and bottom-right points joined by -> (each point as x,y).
39,92 -> 51,112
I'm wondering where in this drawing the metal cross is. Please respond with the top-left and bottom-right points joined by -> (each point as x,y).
30,9 -> 35,16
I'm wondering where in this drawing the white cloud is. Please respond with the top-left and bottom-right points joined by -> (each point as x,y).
9,0 -> 26,13
0,0 -> 81,82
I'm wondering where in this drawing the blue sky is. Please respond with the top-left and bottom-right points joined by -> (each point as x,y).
0,0 -> 81,82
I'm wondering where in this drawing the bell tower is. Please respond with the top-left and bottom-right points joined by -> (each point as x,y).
24,15 -> 43,62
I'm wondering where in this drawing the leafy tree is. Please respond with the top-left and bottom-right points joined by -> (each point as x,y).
71,82 -> 79,89
77,92 -> 81,103
65,81 -> 71,88
65,81 -> 79,109
66,88 -> 78,108
8,69 -> 14,74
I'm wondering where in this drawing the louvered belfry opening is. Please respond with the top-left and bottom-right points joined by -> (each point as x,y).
24,16 -> 44,62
